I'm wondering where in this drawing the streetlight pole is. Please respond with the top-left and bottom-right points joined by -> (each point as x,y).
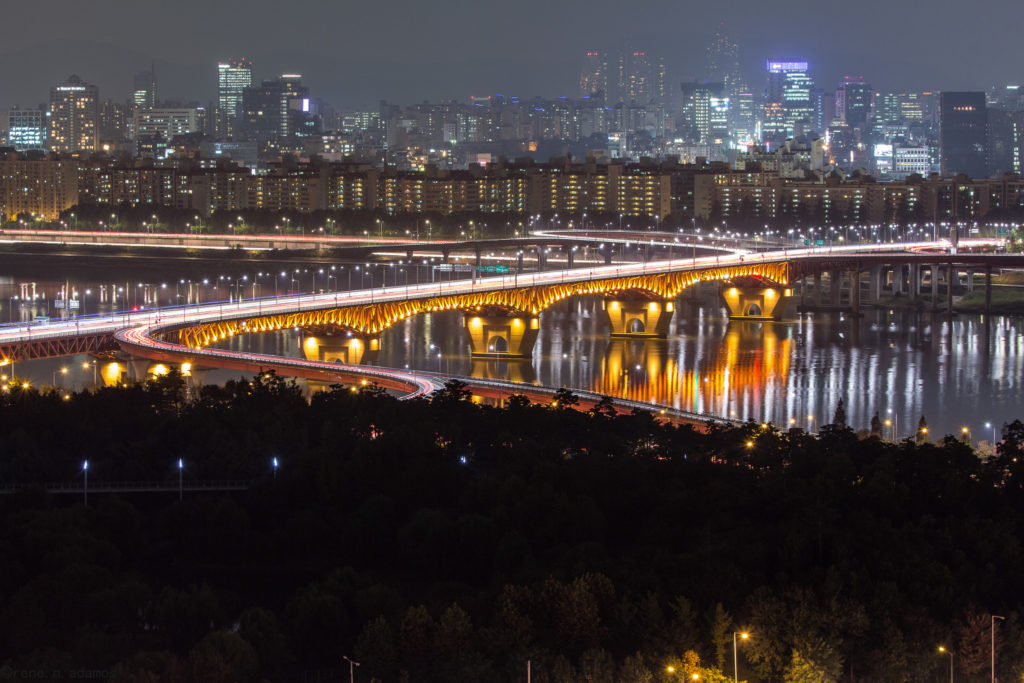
178,458 -> 183,502
342,655 -> 359,683
733,632 -> 749,683
938,646 -> 953,683
992,615 -> 1005,683
83,460 -> 89,507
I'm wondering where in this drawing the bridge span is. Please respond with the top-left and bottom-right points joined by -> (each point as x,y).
0,240 -> 1020,407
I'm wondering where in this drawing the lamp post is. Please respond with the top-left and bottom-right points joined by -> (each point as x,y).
177,458 -> 183,502
83,460 -> 89,507
733,632 -> 749,683
992,615 -> 1005,683
342,655 -> 360,683
985,421 -> 997,450
938,646 -> 953,683
887,408 -> 898,440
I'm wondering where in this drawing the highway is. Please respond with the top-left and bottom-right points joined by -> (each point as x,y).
0,238 -> 1012,406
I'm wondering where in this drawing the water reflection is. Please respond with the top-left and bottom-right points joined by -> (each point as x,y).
6,274 -> 1024,439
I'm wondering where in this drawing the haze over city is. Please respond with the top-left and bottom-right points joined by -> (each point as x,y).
1,0 -> 1020,110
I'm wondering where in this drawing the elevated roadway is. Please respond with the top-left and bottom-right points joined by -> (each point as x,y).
0,239 -> 1018,409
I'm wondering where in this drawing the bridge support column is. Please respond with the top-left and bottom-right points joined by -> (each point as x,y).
301,332 -> 380,365
720,283 -> 792,320
463,313 -> 539,358
536,246 -> 547,271
867,266 -> 882,303
985,266 -> 992,313
441,248 -> 450,264
892,265 -> 904,295
813,272 -> 823,306
603,298 -> 674,337
601,248 -> 612,265
851,268 -> 861,316
99,361 -> 125,387
829,270 -> 842,308
909,264 -> 921,297
947,263 -> 955,314
517,251 -> 524,272
930,264 -> 939,309
474,249 -> 482,269
966,269 -> 975,293
567,248 -> 575,268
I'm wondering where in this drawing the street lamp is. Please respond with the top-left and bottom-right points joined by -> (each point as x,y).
177,458 -> 184,502
985,421 -> 997,449
82,460 -> 89,507
938,646 -> 953,683
992,615 -> 1005,683
733,632 -> 749,683
342,655 -> 360,683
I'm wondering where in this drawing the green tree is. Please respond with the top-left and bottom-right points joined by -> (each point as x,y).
709,603 -> 733,671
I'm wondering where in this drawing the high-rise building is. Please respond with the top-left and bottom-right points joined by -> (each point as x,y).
239,74 -> 310,146
7,108 -> 46,151
617,50 -> 665,104
836,76 -> 872,128
706,25 -> 741,96
679,81 -> 724,144
133,69 -> 157,110
579,51 -> 610,99
940,91 -> 987,177
99,100 -> 129,146
764,61 -> 814,142
49,74 -> 99,152
217,58 -> 253,138
133,108 -> 198,141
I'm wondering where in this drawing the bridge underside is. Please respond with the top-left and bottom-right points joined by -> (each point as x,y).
173,261 -> 790,351
0,333 -> 118,364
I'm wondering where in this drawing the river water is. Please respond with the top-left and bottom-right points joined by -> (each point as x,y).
2,273 -> 1022,443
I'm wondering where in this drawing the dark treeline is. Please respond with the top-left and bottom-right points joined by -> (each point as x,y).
1,373 -> 1023,681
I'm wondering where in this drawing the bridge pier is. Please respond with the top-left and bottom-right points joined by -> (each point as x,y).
536,246 -> 547,271
720,281 -> 792,320
985,266 -> 992,313
930,264 -> 939,309
301,330 -> 380,365
891,265 -> 905,296
829,270 -> 842,308
603,298 -> 674,337
867,265 -> 882,303
851,268 -> 861,316
463,312 -> 539,358
947,263 -> 955,315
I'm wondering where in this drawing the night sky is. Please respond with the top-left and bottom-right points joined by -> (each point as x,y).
1,0 -> 1018,111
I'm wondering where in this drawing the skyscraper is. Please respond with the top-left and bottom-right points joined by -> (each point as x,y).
836,76 -> 872,128
706,25 -> 741,96
239,74 -> 310,145
49,74 -> 99,152
764,61 -> 814,142
579,51 -> 610,99
617,50 -> 665,104
939,91 -> 987,177
217,58 -> 253,139
133,69 -> 157,110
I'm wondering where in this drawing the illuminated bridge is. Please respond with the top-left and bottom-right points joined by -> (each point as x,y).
0,241 -> 1020,408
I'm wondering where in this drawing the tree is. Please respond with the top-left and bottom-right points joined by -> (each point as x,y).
917,415 -> 929,442
832,398 -> 847,428
870,412 -> 882,436
709,603 -> 733,670
784,637 -> 842,683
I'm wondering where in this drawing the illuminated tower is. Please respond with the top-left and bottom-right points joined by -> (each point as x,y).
579,51 -> 610,100
764,60 -> 813,142
48,74 -> 99,152
707,25 -> 741,97
133,68 -> 157,110
217,58 -> 253,139
835,76 -> 872,128
940,91 -> 987,177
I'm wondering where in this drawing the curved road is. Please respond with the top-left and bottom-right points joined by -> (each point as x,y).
0,239 -> 1010,409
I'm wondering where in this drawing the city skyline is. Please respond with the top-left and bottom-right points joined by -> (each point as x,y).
0,0 -> 1021,111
